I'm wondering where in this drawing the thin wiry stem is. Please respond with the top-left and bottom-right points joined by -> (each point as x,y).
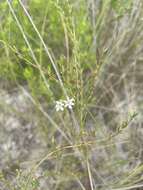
87,159 -> 95,190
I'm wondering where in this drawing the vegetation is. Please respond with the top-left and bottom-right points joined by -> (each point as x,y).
0,0 -> 143,189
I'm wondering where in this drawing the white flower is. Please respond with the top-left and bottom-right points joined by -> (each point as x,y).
55,100 -> 64,111
64,97 -> 75,109
55,97 -> 75,112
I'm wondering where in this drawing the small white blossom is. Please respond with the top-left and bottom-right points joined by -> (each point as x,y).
64,97 -> 75,109
55,100 -> 64,111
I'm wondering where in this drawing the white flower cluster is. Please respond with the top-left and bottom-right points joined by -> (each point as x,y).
55,97 -> 75,112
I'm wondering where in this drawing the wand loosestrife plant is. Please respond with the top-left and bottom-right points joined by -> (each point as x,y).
0,0 -> 143,190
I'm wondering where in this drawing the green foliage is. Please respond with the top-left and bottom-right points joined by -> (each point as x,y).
31,177 -> 40,189
111,0 -> 133,16
0,0 -> 95,103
